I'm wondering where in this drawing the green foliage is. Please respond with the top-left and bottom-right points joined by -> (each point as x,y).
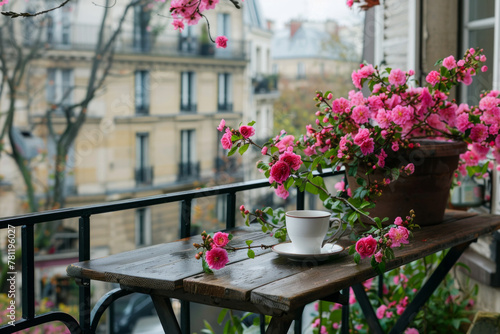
309,253 -> 477,333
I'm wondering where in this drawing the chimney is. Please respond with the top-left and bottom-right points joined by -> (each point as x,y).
266,20 -> 274,31
289,20 -> 302,38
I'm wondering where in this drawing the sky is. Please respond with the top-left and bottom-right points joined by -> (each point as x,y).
258,0 -> 365,29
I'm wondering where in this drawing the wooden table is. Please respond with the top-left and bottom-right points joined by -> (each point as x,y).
66,211 -> 500,333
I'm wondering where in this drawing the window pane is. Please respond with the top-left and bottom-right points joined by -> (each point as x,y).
466,27 -> 494,105
468,0 -> 495,21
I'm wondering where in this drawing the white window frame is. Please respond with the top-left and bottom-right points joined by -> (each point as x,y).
135,70 -> 150,114
47,68 -> 74,111
218,73 -> 233,111
181,72 -> 197,112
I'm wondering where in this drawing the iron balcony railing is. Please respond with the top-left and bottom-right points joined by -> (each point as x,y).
178,161 -> 200,179
20,24 -> 247,60
0,170 -> 340,334
135,166 -> 154,185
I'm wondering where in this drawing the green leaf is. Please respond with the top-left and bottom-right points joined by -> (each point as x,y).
263,207 -> 273,216
348,244 -> 356,255
284,176 -> 294,190
391,168 -> 400,180
218,309 -> 229,324
356,177 -> 367,187
245,239 -> 253,246
247,249 -> 255,259
228,234 -> 233,240
247,120 -> 256,126
270,146 -> 279,154
227,145 -> 238,157
238,144 -> 249,155
354,252 -> 361,264
202,257 -> 213,274
257,161 -> 269,170
305,182 -> 319,195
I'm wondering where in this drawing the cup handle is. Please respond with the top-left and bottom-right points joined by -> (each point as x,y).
322,218 -> 346,247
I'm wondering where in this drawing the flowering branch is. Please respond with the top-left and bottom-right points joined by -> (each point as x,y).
1,0 -> 72,18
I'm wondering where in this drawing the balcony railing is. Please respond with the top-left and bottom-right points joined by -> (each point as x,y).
0,170 -> 340,334
20,24 -> 247,60
178,161 -> 200,179
252,74 -> 279,94
135,166 -> 154,185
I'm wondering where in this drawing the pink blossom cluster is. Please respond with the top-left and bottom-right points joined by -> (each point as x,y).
204,231 -> 230,270
169,0 -> 228,48
355,216 -> 411,261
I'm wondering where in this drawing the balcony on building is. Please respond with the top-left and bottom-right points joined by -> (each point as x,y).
28,24 -> 247,60
178,161 -> 200,180
135,166 -> 154,185
252,74 -> 279,94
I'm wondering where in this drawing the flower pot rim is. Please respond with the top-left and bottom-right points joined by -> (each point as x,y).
407,139 -> 468,157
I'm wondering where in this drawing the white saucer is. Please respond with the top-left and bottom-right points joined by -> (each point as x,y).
271,242 -> 344,262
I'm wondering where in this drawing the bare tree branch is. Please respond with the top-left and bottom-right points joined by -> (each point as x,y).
1,0 -> 72,18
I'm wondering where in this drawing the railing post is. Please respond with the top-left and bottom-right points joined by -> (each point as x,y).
226,192 -> 236,229
180,200 -> 192,333
296,189 -> 305,210
22,224 -> 35,320
79,215 -> 91,333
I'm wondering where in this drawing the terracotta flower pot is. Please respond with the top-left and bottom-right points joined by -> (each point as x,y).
346,140 -> 467,226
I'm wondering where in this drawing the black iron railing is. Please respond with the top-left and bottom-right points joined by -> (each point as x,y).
0,170 -> 340,334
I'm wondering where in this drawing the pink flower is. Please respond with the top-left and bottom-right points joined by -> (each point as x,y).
482,65 -> 488,72
442,55 -> 456,70
388,68 -> 407,87
470,123 -> 489,142
217,119 -> 225,132
239,125 -> 255,139
346,0 -> 354,7
304,146 -> 316,156
332,323 -> 340,329
205,247 -> 229,270
405,328 -> 419,334
221,130 -> 233,150
215,35 -> 228,49
391,141 -> 399,152
332,97 -> 351,114
334,180 -> 346,192
261,146 -> 268,155
276,135 -> 295,152
279,151 -> 303,170
387,226 -> 410,248
355,235 -> 378,259
374,250 -> 383,263
352,105 -> 370,124
351,71 -> 363,89
394,217 -> 403,226
377,149 -> 388,167
212,232 -> 229,247
376,305 -> 387,319
270,161 -> 290,184
390,105 -> 413,126
320,326 -> 327,334
275,184 -> 289,199
455,113 -> 472,132
426,71 -> 440,85
172,19 -> 185,31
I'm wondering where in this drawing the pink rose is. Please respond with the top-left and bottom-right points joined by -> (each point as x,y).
217,119 -> 225,132
239,125 -> 255,139
351,105 -> 370,124
215,35 -> 228,49
279,151 -> 303,170
387,226 -> 410,248
212,232 -> 229,247
394,217 -> 403,226
261,146 -> 268,155
275,184 -> 289,199
221,130 -> 232,150
442,55 -> 456,70
374,250 -> 383,263
426,71 -> 440,85
355,235 -> 378,259
388,68 -> 406,87
270,161 -> 290,184
376,305 -> 387,319
276,135 -> 295,153
205,247 -> 229,270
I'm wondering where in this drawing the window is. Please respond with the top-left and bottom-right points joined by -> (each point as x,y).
297,62 -> 306,79
46,5 -> 71,46
135,133 -> 152,184
135,208 -> 151,246
216,195 -> 227,223
216,13 -> 231,56
133,4 -> 151,52
218,73 -> 233,111
135,70 -> 150,114
181,72 -> 197,112
47,68 -> 74,112
179,26 -> 197,53
179,130 -> 198,178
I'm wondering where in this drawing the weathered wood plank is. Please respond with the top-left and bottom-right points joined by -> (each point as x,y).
67,227 -> 276,290
250,213 -> 500,313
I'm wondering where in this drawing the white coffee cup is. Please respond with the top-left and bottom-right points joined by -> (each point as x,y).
285,210 -> 331,254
